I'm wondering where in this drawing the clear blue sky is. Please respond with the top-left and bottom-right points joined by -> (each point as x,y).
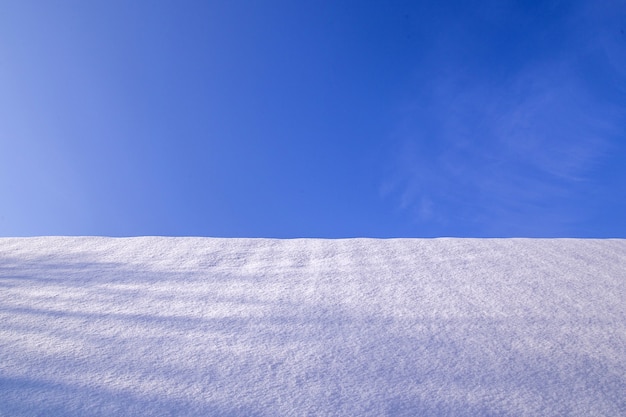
1,1 -> 625,237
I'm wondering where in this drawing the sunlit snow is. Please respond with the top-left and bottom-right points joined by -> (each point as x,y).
1,237 -> 625,416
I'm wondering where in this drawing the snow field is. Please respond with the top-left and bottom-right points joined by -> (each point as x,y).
1,237 -> 625,416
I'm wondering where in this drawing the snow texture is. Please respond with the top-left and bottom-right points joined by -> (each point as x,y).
1,237 -> 625,416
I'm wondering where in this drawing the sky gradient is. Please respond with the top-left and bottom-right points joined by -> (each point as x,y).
1,0 -> 625,237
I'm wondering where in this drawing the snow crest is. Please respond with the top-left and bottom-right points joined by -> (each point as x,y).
1,237 -> 625,416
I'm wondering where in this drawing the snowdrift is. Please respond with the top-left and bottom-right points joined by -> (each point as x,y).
1,237 -> 625,416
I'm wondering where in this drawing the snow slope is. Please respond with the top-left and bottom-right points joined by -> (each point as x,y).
1,237 -> 625,416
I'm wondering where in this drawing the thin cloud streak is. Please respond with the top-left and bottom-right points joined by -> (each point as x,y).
387,70 -> 618,235
384,3 -> 625,236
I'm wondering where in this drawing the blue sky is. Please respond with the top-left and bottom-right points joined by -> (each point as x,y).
1,0 -> 625,237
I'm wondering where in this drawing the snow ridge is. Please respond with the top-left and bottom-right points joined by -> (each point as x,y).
1,237 -> 625,416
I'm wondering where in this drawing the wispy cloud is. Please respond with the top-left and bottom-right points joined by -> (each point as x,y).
383,3 -> 625,236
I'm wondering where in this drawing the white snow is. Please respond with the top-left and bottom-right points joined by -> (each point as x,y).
1,237 -> 625,416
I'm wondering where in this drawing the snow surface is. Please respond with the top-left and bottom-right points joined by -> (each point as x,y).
1,237 -> 625,416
